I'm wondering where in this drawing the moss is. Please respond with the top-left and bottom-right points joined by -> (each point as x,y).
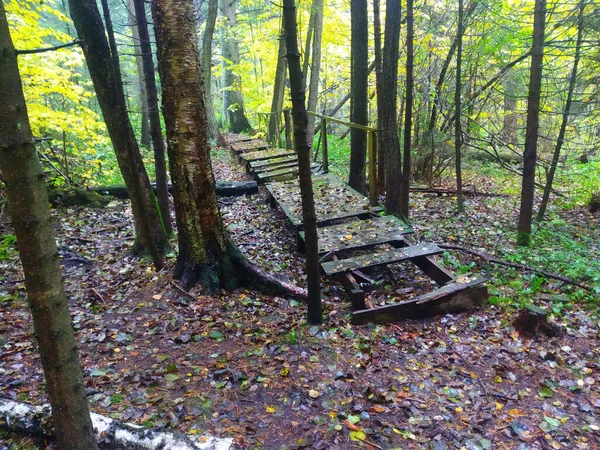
516,231 -> 532,247
48,188 -> 112,208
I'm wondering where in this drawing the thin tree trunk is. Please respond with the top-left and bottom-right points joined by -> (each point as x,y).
455,0 -> 464,212
400,0 -> 414,218
536,0 -> 584,222
382,0 -> 402,214
301,7 -> 315,93
220,0 -> 251,132
0,5 -> 98,449
349,0 -> 369,192
201,0 -> 218,138
132,0 -> 173,237
517,0 -> 546,246
128,0 -> 150,146
502,71 -> 518,145
374,0 -> 384,192
69,0 -> 168,269
268,23 -> 287,146
152,0 -> 308,302
283,0 -> 322,324
305,0 -> 324,145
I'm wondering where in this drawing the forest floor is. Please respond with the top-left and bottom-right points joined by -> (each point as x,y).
1,146 -> 599,450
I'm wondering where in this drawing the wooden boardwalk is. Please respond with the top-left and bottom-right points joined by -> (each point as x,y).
223,134 -> 488,324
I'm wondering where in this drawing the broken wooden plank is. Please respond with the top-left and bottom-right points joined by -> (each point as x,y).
299,215 -> 413,254
230,139 -> 268,153
241,148 -> 296,162
321,243 -> 443,276
392,239 -> 455,286
351,277 -> 488,324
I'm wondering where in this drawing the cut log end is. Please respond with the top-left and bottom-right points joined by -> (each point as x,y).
513,305 -> 564,339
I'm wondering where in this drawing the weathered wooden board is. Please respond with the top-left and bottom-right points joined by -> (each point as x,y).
298,215 -> 413,254
231,139 -> 268,153
256,166 -> 299,183
392,239 -> 455,286
351,277 -> 488,324
89,181 -> 258,199
241,148 -> 296,162
321,243 -> 443,276
249,155 -> 298,171
222,133 -> 254,144
265,173 -> 383,227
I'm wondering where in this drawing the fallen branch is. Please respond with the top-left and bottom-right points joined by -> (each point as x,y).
15,40 -> 82,55
0,398 -> 232,450
410,186 -> 510,198
439,243 -> 592,291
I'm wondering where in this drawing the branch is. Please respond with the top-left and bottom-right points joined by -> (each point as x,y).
15,40 -> 82,55
439,243 -> 592,291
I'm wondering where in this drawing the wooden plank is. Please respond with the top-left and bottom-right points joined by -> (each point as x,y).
299,215 -> 413,254
250,155 -> 298,171
253,161 -> 298,174
321,243 -> 443,276
351,277 -> 488,324
241,148 -> 296,162
256,166 -> 299,182
223,133 -> 254,144
392,239 -> 455,286
230,139 -> 268,153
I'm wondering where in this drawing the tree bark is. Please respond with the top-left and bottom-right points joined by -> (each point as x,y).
69,0 -> 168,268
349,0 -> 369,192
400,0 -> 414,218
517,0 -> 546,246
301,6 -> 315,93
536,0 -> 584,222
268,23 -> 287,146
305,0 -> 324,145
220,0 -> 251,133
0,5 -> 98,449
201,0 -> 219,138
152,0 -> 307,302
455,0 -> 464,212
381,0 -> 402,215
127,0 -> 151,146
132,0 -> 173,237
373,0 -> 384,192
283,0 -> 322,324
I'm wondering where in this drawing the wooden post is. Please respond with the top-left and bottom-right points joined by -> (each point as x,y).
322,118 -> 329,173
284,109 -> 293,149
368,130 -> 378,206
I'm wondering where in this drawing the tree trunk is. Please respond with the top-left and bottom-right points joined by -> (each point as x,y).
0,5 -> 98,449
374,0 -> 384,192
283,0 -> 322,324
301,7 -> 315,93
517,0 -> 546,246
268,24 -> 287,146
128,0 -> 150,146
349,0 -> 369,192
455,0 -> 464,212
381,0 -> 402,215
536,0 -> 584,222
69,0 -> 168,269
152,0 -> 307,302
132,0 -> 173,237
305,0 -> 324,145
502,71 -> 518,145
400,0 -> 414,218
220,0 -> 251,133
201,0 -> 219,138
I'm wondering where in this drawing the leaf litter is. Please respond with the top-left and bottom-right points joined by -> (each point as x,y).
0,148 -> 599,449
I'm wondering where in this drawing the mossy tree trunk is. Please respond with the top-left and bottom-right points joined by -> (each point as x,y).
68,0 -> 168,268
132,0 -> 173,237
152,0 -> 307,301
0,5 -> 97,449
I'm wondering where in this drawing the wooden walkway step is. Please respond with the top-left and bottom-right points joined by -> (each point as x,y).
256,166 -> 299,182
253,160 -> 298,174
299,216 -> 413,254
222,133 -> 254,144
241,148 -> 296,162
351,277 -> 488,324
321,243 -> 443,276
250,155 -> 298,172
230,139 -> 268,153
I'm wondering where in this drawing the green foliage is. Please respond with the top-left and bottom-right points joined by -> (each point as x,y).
0,234 -> 17,262
314,133 -> 350,181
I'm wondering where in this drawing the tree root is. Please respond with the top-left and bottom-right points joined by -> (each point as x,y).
439,243 -> 592,291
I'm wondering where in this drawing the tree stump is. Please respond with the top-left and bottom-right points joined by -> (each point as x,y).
590,192 -> 600,213
513,305 -> 563,338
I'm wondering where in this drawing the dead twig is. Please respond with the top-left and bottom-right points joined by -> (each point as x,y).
439,243 -> 592,291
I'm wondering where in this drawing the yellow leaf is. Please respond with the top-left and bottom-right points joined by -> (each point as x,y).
266,405 -> 276,413
280,367 -> 289,377
349,430 -> 366,442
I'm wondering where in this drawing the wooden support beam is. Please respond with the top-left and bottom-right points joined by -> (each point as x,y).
351,277 -> 488,324
393,239 -> 455,285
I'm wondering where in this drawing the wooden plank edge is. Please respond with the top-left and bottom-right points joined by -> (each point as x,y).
351,278 -> 488,325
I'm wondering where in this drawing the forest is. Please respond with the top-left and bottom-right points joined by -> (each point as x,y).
0,0 -> 599,448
